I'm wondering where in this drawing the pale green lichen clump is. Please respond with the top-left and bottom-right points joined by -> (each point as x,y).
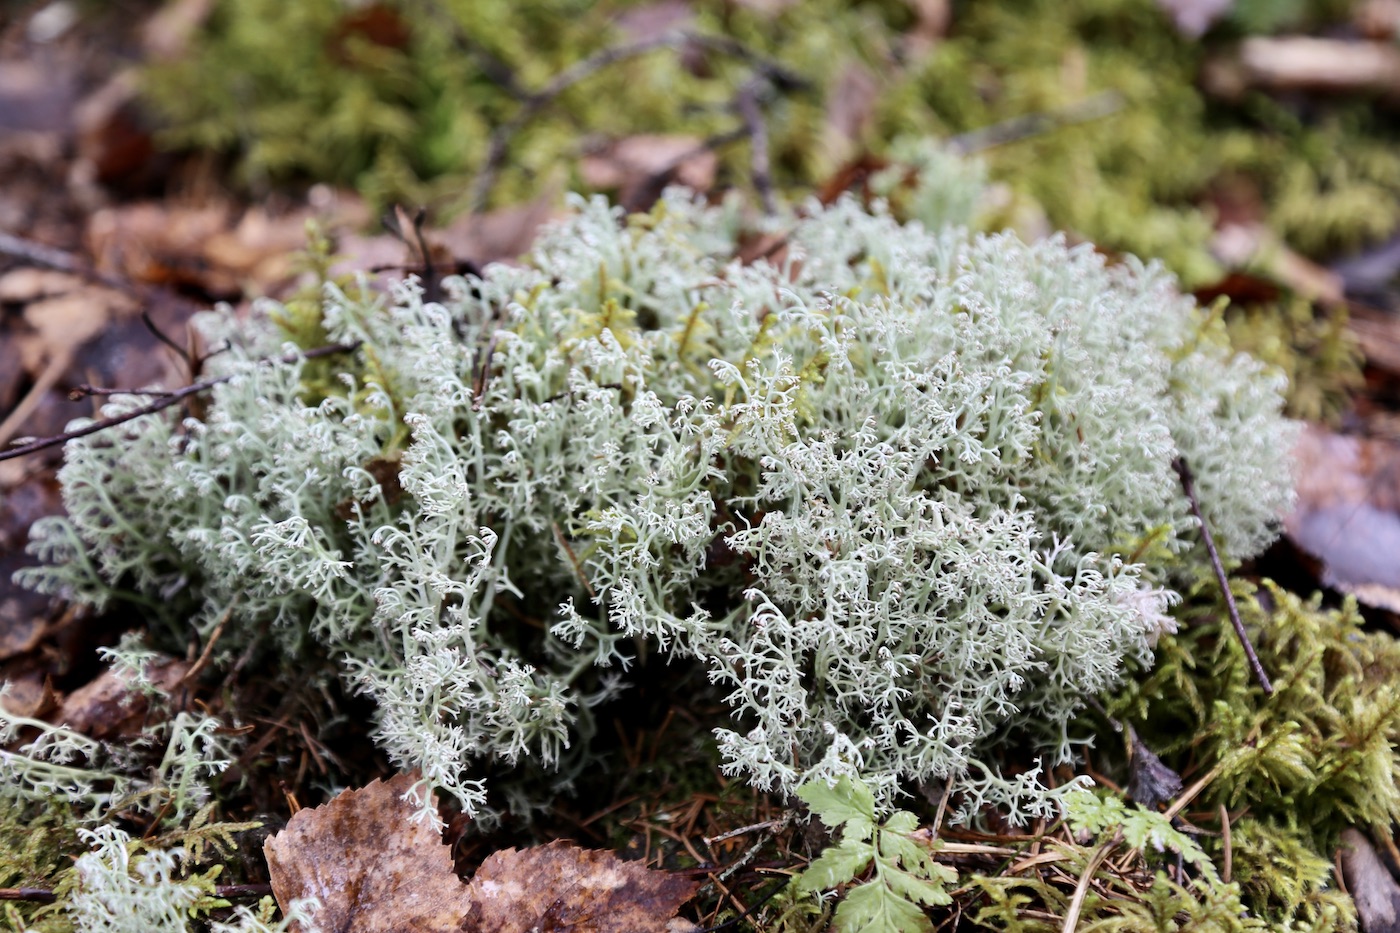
21,192 -> 1294,821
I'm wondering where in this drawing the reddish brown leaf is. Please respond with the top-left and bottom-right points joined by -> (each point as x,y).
264,772 -> 699,933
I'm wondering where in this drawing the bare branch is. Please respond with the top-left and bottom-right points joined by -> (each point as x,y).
1,342 -> 361,464
736,79 -> 776,215
1173,455 -> 1274,694
0,231 -> 138,295
948,91 -> 1124,155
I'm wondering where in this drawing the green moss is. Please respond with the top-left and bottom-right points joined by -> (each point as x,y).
1108,582 -> 1400,924
141,0 -> 1400,277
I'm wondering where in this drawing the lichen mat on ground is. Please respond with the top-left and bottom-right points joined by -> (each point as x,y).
19,190 -> 1295,824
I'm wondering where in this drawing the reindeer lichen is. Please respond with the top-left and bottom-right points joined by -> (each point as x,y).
20,191 -> 1294,823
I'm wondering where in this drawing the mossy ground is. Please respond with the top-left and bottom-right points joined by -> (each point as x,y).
5,1 -> 1400,930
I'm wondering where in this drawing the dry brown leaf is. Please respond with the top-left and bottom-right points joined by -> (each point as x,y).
56,655 -> 189,740
1287,425 -> 1400,612
264,772 -> 699,933
0,268 -> 86,304
85,199 -> 369,298
580,135 -> 717,211
23,288 -> 129,353
580,135 -> 717,192
438,192 -> 563,267
86,202 -> 233,291
460,840 -> 700,933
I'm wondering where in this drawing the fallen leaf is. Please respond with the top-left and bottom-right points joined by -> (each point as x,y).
86,202 -> 234,292
1340,828 -> 1400,933
56,655 -> 189,740
460,841 -> 700,933
580,135 -> 717,211
264,772 -> 699,933
1125,726 -> 1182,811
85,199 -> 370,298
1210,222 -> 1343,304
72,70 -> 159,190
438,192 -> 562,267
0,268 -> 87,304
1287,425 -> 1400,612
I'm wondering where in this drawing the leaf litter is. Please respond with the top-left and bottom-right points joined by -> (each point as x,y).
264,772 -> 701,933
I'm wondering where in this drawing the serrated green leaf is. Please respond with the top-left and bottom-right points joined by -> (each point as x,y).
882,811 -> 919,835
881,865 -> 954,908
1121,811 -> 1218,880
798,776 -> 877,834
797,838 -> 875,891
877,833 -> 957,885
835,877 -> 935,933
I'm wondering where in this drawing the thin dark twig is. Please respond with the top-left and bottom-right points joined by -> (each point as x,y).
948,91 -> 1124,156
469,30 -> 809,212
0,888 -> 57,903
141,310 -> 190,363
213,883 -> 274,900
470,331 -> 500,411
684,33 -> 807,89
696,879 -> 789,933
1172,456 -> 1273,694
70,384 -> 178,400
408,209 -> 436,287
0,342 -> 360,463
735,79 -> 776,215
0,231 -> 138,295
470,32 -> 679,212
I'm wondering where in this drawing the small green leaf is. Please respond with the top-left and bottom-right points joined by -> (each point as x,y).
798,776 -> 877,836
881,865 -> 954,908
835,877 -> 934,933
877,832 -> 956,885
797,838 -> 875,891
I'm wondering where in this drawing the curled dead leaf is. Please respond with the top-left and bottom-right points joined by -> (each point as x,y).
264,772 -> 699,933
